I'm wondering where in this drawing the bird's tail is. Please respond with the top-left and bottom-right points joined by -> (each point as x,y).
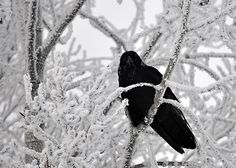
150,103 -> 196,154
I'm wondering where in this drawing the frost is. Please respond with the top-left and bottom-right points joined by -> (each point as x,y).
24,74 -> 33,106
1,0 -> 236,167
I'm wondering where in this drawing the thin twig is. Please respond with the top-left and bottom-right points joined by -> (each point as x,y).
35,0 -> 87,74
163,99 -> 234,168
79,10 -> 128,51
184,53 -> 236,59
140,32 -> 162,61
123,128 -> 139,168
188,2 -> 236,32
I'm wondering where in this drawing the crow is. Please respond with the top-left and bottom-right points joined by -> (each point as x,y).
118,51 -> 196,154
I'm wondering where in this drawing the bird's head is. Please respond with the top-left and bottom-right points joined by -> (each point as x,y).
119,51 -> 143,71
118,51 -> 144,85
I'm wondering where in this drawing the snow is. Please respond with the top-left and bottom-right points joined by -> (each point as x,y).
1,0 -> 236,167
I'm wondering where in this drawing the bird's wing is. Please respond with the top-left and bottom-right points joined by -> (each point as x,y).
151,103 -> 196,154
144,65 -> 179,101
145,65 -> 196,153
143,65 -> 163,85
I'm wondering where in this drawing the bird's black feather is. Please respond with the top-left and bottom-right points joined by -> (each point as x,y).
118,51 -> 196,154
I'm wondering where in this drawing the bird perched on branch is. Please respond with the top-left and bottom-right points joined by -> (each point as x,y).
118,51 -> 196,154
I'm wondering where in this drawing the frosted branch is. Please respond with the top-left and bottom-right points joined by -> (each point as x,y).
147,0 -> 192,130
27,125 -> 60,148
166,73 -> 236,93
140,32 -> 162,61
27,0 -> 39,90
35,0 -> 87,70
123,1 -> 192,167
131,26 -> 161,43
23,147 -> 42,160
3,0 -> 236,167
123,128 -> 139,168
184,53 -> 236,59
79,11 -> 128,51
163,99 -> 234,168
42,19 -> 65,44
188,2 -> 236,32
131,161 -> 201,168
102,83 -> 156,115
150,58 -> 221,80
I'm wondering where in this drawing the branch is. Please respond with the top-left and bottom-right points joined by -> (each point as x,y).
79,11 -> 128,51
131,26 -> 161,43
188,2 -> 236,32
123,0 -> 192,167
26,125 -> 60,148
23,147 -> 42,160
140,32 -> 162,61
149,57 -> 221,80
131,161 -> 201,168
102,83 -> 156,115
27,0 -> 39,95
36,0 -> 87,74
184,53 -> 236,59
25,1 -> 45,164
162,99 -> 234,168
42,19 -> 65,44
165,73 -> 236,93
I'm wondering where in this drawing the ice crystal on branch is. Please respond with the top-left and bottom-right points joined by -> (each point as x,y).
1,0 -> 236,167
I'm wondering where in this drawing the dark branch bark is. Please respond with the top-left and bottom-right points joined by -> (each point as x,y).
27,0 -> 39,98
25,0 -> 44,164
140,32 -> 162,61
25,0 -> 87,164
36,0 -> 87,77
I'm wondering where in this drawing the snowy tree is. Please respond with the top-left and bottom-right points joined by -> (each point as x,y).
0,0 -> 236,167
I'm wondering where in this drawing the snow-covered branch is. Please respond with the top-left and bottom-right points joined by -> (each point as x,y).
163,98 -> 234,168
27,0 -> 39,96
131,161 -> 201,168
101,83 -> 156,115
140,32 -> 162,61
79,11 -> 128,51
123,1 -> 192,167
36,0 -> 87,72
166,73 -> 236,93
2,0 -> 236,167
188,2 -> 236,32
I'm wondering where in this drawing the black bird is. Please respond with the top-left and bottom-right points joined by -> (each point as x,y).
118,51 -> 196,154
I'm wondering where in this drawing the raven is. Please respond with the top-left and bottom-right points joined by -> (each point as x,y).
118,51 -> 196,154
